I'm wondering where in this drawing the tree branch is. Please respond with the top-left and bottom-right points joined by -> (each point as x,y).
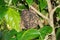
30,5 -> 49,20
46,0 -> 52,13
51,5 -> 60,16
46,0 -> 59,40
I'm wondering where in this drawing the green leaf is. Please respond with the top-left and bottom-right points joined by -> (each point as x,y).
56,28 -> 60,40
3,30 -> 9,40
17,26 -> 52,40
3,26 -> 52,40
38,26 -> 52,40
17,31 -> 26,40
26,0 -> 33,6
4,8 -> 21,32
0,31 -> 2,40
38,0 -> 47,11
0,0 -> 6,6
12,0 -> 18,5
3,29 -> 17,40
18,4 -> 27,11
56,8 -> 60,18
0,6 -> 8,20
17,29 -> 40,40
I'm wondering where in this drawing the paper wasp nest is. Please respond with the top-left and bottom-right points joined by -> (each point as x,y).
21,9 -> 43,29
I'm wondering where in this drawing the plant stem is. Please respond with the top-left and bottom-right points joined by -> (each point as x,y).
30,5 -> 49,20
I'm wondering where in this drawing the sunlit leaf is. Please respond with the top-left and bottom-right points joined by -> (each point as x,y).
5,8 -> 21,32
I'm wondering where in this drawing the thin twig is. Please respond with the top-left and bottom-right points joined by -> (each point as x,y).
30,5 -> 49,20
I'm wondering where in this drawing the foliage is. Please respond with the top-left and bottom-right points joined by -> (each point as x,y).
0,6 -> 21,32
56,28 -> 60,40
0,0 -> 60,40
38,0 -> 47,11
26,0 -> 33,6
2,26 -> 52,40
0,6 -> 8,20
4,8 -> 21,32
56,8 -> 60,18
